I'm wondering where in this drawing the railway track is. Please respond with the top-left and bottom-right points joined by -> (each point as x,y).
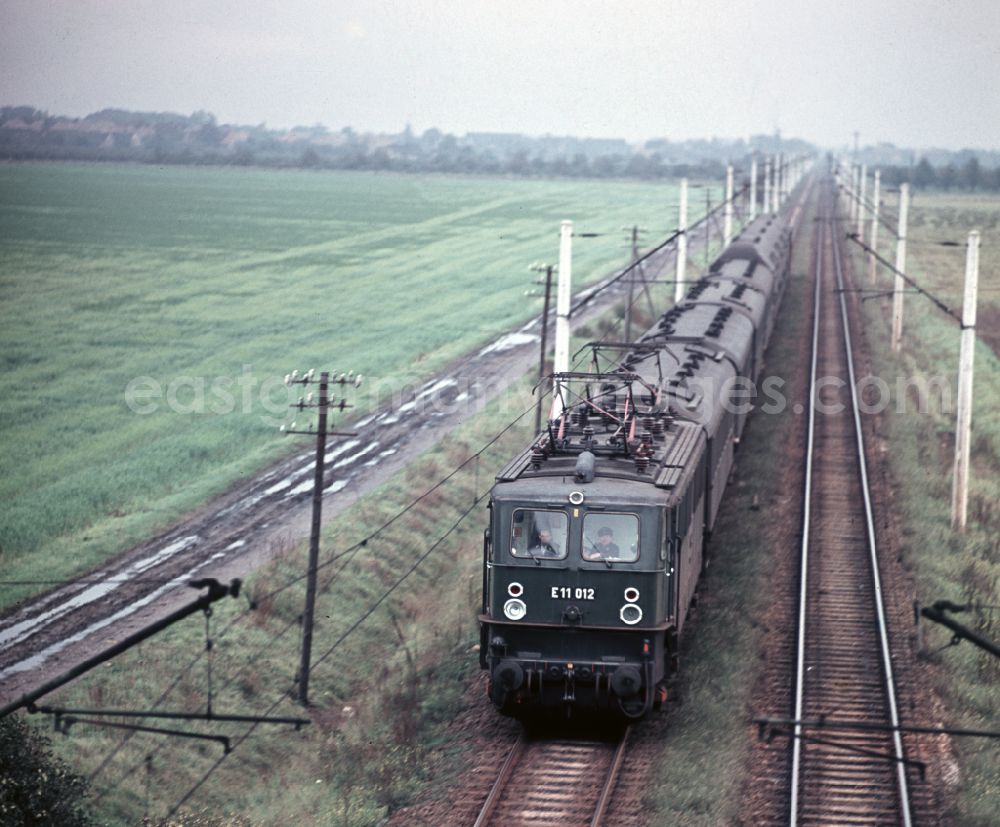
787,180 -> 914,825
473,727 -> 630,827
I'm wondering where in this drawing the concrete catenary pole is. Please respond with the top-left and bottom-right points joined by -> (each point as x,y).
532,263 -> 555,435
723,164 -> 734,246
869,169 -> 881,284
772,156 -> 781,213
857,163 -> 868,241
763,160 -> 772,216
675,179 -> 688,304
750,158 -> 758,221
778,153 -> 785,205
891,184 -> 910,352
551,220 -> 573,419
951,231 -> 981,532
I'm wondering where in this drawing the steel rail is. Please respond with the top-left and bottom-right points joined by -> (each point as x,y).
831,205 -> 913,826
590,725 -> 630,827
472,731 -> 527,827
788,182 -> 825,824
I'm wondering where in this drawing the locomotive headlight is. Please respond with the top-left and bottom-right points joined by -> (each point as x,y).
507,582 -> 524,597
620,603 -> 643,625
504,598 -> 527,621
624,587 -> 640,603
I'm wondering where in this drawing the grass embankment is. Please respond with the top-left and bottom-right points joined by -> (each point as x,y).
846,191 -> 1000,825
0,164 -> 687,609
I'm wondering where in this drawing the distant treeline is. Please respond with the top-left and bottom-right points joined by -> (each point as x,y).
5,106 -> 997,189
0,105 -> 811,180
875,156 -> 1000,192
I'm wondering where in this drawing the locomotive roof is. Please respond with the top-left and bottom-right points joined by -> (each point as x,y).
495,409 -> 705,504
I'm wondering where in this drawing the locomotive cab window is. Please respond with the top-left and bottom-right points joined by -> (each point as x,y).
582,513 -> 639,563
510,509 -> 568,560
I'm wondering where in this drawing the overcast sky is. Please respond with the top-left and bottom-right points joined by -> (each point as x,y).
2,0 -> 998,151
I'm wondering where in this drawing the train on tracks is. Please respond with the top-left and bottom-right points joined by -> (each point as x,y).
478,210 -> 793,718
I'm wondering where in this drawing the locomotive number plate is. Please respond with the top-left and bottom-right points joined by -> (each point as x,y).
551,586 -> 595,600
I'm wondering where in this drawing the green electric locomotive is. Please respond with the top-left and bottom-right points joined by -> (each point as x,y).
478,213 -> 792,718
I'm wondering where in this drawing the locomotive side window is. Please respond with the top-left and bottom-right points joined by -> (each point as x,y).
582,513 -> 639,562
510,509 -> 568,560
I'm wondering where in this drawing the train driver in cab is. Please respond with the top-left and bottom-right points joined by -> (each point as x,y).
530,528 -> 560,557
584,526 -> 620,561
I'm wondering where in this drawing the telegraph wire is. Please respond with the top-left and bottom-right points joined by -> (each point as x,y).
85,393 -> 540,799
156,489 -> 489,825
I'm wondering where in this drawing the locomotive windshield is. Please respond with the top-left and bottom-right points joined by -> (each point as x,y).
582,513 -> 639,563
510,509 -> 568,560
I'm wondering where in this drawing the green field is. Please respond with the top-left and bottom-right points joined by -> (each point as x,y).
0,163 -> 692,606
850,189 -> 1000,824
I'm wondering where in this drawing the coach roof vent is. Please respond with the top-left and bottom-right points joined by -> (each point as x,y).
574,451 -> 596,483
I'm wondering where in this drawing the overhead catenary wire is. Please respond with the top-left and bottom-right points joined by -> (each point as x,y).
838,179 -> 900,238
846,233 -> 964,327
570,174 -> 759,374
569,179 -> 751,319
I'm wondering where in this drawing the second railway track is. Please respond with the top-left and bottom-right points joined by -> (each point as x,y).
788,178 -> 919,825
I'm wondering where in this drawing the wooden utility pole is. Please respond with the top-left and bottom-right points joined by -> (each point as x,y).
852,164 -> 861,225
624,226 -> 640,342
675,179 -> 688,304
891,183 -> 910,352
951,231 -> 981,532
283,369 -> 360,705
869,169 -> 881,284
